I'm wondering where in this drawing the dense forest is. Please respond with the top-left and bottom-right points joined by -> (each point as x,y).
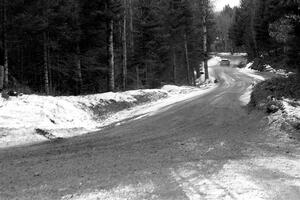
0,0 -> 215,95
228,0 -> 299,73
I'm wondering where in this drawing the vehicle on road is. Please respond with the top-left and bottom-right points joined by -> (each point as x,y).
220,59 -> 230,66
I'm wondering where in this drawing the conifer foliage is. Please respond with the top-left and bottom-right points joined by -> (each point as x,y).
0,0 -> 215,94
229,0 -> 300,73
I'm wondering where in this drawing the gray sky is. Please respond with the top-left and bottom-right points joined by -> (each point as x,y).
213,0 -> 240,11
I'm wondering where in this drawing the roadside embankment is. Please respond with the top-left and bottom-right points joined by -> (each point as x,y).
0,83 -> 216,148
250,74 -> 300,136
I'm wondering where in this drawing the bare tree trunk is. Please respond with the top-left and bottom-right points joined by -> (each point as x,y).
108,19 -> 115,91
145,63 -> 149,88
136,66 -> 139,89
47,43 -> 52,94
250,0 -> 258,57
3,38 -> 8,87
195,64 -> 200,79
129,0 -> 139,89
2,0 -> 8,88
184,33 -> 191,85
0,65 -> 3,90
76,42 -> 83,94
172,46 -> 177,84
20,45 -> 24,83
202,0 -> 209,80
122,0 -> 127,90
129,0 -> 134,51
43,32 -> 50,95
75,0 -> 82,94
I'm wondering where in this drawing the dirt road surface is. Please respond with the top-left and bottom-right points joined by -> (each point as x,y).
1,56 -> 299,200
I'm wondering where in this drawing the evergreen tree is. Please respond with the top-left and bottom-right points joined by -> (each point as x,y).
0,0 -> 216,94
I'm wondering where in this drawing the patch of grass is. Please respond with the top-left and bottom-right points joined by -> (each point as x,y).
250,74 -> 300,109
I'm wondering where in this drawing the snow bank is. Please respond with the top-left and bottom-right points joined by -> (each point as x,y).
208,56 -> 221,66
217,52 -> 247,57
0,90 -> 166,133
195,56 -> 219,86
246,62 -> 254,69
0,95 -> 98,130
239,85 -> 254,106
245,62 -> 293,77
238,62 -> 265,81
267,98 -> 300,138
233,53 -> 247,56
217,52 -> 232,56
282,99 -> 300,128
264,64 -> 276,73
0,84 -> 216,148
264,64 -> 293,77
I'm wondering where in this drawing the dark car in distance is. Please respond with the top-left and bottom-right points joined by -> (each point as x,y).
220,59 -> 230,66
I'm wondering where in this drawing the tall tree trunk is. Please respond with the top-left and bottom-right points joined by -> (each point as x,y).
75,0 -> 82,94
122,0 -> 127,90
195,64 -> 200,79
20,45 -> 24,83
43,32 -> 50,95
129,0 -> 134,51
76,42 -> 82,94
108,19 -> 115,91
184,33 -> 191,85
0,65 -> 3,90
202,0 -> 209,80
129,0 -> 139,89
172,46 -> 177,84
136,66 -> 139,89
250,1 -> 258,57
47,43 -> 52,94
2,0 -> 8,88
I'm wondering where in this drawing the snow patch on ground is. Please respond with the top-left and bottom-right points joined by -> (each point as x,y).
264,64 -> 276,73
62,182 -> 156,200
264,64 -> 295,77
237,62 -> 265,81
195,55 -> 221,86
171,161 -> 267,200
239,85 -> 253,106
282,99 -> 300,126
208,56 -> 221,66
243,61 -> 293,77
171,154 -> 300,200
0,84 -> 216,148
267,98 -> 300,136
217,52 -> 232,56
246,62 -> 254,69
234,53 -> 248,56
217,52 -> 247,57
